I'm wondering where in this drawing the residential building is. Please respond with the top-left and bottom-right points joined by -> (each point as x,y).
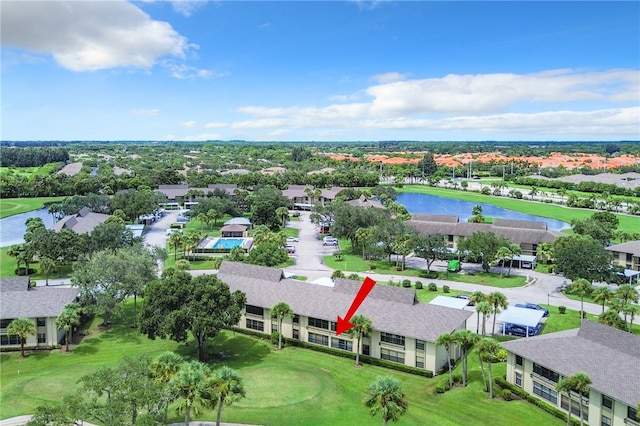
606,240 -> 640,271
51,207 -> 110,235
217,261 -> 473,373
405,214 -> 562,257
1,277 -> 80,348
502,320 -> 640,426
347,195 -> 385,209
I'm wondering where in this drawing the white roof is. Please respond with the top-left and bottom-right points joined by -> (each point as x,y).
310,277 -> 335,287
497,306 -> 545,327
224,217 -> 252,225
429,295 -> 469,310
512,254 -> 537,262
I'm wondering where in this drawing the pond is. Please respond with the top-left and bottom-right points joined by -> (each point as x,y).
0,208 -> 55,247
396,192 -> 570,231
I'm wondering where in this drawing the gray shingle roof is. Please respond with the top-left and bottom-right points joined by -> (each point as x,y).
217,261 -> 472,343
606,240 -> 640,257
1,278 -> 79,319
501,320 -> 640,406
220,224 -> 247,232
51,210 -> 110,235
411,214 -> 459,223
493,218 -> 547,230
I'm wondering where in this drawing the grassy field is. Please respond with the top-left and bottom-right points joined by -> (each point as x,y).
398,185 -> 640,234
0,302 -> 564,426
0,197 -> 64,219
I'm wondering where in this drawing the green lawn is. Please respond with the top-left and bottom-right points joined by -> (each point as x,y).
0,302 -> 563,426
0,197 -> 64,219
398,185 -> 640,234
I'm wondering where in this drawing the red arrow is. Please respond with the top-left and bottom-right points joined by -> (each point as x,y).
335,276 -> 376,335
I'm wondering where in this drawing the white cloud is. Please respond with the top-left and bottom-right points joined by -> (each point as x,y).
131,108 -> 159,116
164,62 -> 226,79
1,0 -> 190,71
170,0 -> 208,17
179,120 -> 199,128
204,122 -> 227,128
370,72 -> 408,84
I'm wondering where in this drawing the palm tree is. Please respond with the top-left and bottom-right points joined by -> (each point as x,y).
451,329 -> 479,387
476,301 -> 492,335
211,366 -> 246,426
505,244 -> 521,276
470,292 -> 486,333
622,304 -> 638,332
536,242 -> 553,264
363,376 -> 408,426
196,213 -> 209,230
592,287 -> 613,314
355,227 -> 373,260
598,308 -> 625,329
572,372 -> 591,426
616,284 -> 639,306
495,246 -> 512,277
151,351 -> 184,423
347,314 -> 373,367
488,291 -> 508,336
435,332 -> 455,390
172,361 -> 212,426
271,302 -> 293,350
56,303 -> 81,352
476,337 -> 505,398
38,256 -> 57,286
206,208 -> 222,227
168,231 -> 184,261
276,207 -> 289,228
572,279 -> 593,320
556,376 -> 575,426
7,318 -> 36,358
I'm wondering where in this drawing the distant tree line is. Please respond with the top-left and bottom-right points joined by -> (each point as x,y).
0,146 -> 69,167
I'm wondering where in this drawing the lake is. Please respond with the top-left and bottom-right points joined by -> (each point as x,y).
0,208 -> 55,247
396,192 -> 570,231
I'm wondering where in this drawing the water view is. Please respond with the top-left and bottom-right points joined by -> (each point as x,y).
397,192 -> 570,231
0,208 -> 54,247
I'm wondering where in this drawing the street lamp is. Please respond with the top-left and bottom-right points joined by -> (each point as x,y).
547,293 -> 550,307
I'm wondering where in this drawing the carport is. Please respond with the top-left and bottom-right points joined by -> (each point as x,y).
509,254 -> 537,269
497,306 -> 545,337
429,295 -> 470,310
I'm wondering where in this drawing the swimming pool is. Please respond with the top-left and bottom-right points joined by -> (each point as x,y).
212,238 -> 245,250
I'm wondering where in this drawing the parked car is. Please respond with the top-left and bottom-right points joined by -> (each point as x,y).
454,294 -> 474,306
322,236 -> 339,246
286,237 -> 299,244
515,303 -> 549,317
503,322 -> 542,337
285,245 -> 296,254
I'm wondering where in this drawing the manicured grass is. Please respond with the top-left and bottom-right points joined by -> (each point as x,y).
398,185 -> 640,234
1,301 -> 563,426
0,197 -> 64,219
0,248 -> 74,279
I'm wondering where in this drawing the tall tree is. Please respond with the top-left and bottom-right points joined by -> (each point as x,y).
171,361 -> 212,426
488,291 -> 508,336
592,286 -> 613,314
347,314 -> 373,367
168,231 -> 184,261
476,337 -> 505,398
553,235 -> 612,282
271,301 -> 293,351
363,376 -> 408,426
275,206 -> 290,228
413,233 -> 449,273
7,318 -> 36,358
56,303 -> 82,352
140,271 -> 246,362
451,329 -> 479,387
211,366 -> 246,426
572,278 -> 593,320
151,351 -> 184,423
572,372 -> 592,426
458,231 -> 512,272
556,376 -> 575,426
435,332 -> 455,390
476,301 -> 492,336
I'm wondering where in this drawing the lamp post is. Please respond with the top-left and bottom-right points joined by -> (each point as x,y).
547,293 -> 550,307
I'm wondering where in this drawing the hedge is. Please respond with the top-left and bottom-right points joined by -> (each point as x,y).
494,377 -> 580,426
229,327 -> 433,378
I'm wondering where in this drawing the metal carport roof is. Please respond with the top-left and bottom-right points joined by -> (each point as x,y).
497,306 -> 544,328
429,295 -> 470,310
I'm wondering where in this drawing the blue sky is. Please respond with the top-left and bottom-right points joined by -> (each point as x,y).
1,1 -> 639,142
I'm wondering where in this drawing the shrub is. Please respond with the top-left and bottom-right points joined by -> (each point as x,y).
348,273 -> 361,281
402,279 -> 412,288
270,332 -> 280,346
370,265 -> 376,270
452,374 -> 462,384
434,383 -> 449,394
15,268 -> 37,276
558,306 -> 566,314
211,257 -> 224,269
415,281 -> 423,289
292,211 -> 300,217
428,282 -> 438,292
331,270 -> 345,279
443,285 -> 450,293
502,389 -> 512,401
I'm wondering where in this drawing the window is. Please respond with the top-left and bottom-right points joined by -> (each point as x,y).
533,381 -> 558,404
362,344 -> 370,356
0,319 -> 13,329
561,395 -> 589,421
515,355 -> 523,366
292,329 -> 299,340
293,314 -> 299,324
448,235 -> 454,242
37,333 -> 46,344
245,319 -> 264,332
0,334 -> 20,345
515,372 -> 522,387
308,332 -> 328,346
331,337 -> 353,352
629,406 -> 638,422
602,395 -> 613,410
380,332 -> 405,347
416,340 -> 425,351
416,355 -> 425,369
308,317 -> 330,330
380,348 -> 404,364
245,305 -> 264,316
601,415 -> 612,426
36,318 -> 46,327
271,323 -> 278,333
533,363 -> 560,383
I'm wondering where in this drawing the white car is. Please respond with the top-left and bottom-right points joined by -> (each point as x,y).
286,237 -> 299,243
322,236 -> 338,246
